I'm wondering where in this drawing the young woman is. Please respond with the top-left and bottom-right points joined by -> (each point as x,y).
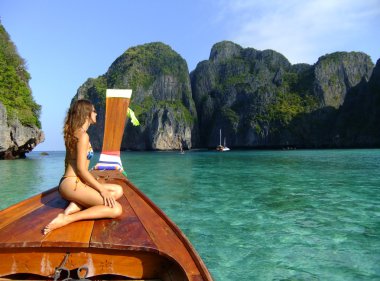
44,99 -> 123,235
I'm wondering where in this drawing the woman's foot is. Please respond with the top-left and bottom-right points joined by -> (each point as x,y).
64,202 -> 83,215
43,213 -> 70,235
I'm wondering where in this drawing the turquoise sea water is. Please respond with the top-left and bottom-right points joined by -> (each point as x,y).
0,149 -> 379,280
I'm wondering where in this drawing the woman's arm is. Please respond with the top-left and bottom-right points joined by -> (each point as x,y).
76,132 -> 116,207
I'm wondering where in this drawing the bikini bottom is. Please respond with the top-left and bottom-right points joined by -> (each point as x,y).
59,176 -> 83,191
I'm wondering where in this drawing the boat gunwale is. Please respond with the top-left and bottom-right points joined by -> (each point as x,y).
0,187 -> 57,229
122,176 -> 213,281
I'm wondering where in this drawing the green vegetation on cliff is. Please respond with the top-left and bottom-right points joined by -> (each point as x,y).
192,41 -> 367,147
267,92 -> 318,125
78,42 -> 197,150
79,39 -> 377,149
108,42 -> 188,91
0,23 -> 41,128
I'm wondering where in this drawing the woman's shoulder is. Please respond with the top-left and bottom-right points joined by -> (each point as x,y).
76,130 -> 90,143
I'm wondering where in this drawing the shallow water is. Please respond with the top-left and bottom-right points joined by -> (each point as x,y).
1,149 -> 379,280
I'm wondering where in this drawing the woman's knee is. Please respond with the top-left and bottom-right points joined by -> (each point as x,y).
115,185 -> 123,199
110,202 -> 123,218
106,183 -> 123,199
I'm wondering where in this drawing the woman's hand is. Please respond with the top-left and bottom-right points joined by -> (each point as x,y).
100,189 -> 116,208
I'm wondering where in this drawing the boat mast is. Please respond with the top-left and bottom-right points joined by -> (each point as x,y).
94,89 -> 132,171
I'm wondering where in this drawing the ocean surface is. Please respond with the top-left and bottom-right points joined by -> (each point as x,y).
0,149 -> 379,281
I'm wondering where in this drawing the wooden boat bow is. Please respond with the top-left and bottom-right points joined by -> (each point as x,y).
0,89 -> 213,281
0,170 -> 212,280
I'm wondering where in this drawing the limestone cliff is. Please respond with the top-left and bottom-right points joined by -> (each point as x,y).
313,52 -> 373,108
191,41 -> 375,148
333,59 -> 380,146
192,41 -> 306,147
0,23 -> 44,159
0,102 -> 44,159
76,42 -> 196,150
74,40 -> 378,150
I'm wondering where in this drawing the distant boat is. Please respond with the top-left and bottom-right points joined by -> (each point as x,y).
216,129 -> 230,152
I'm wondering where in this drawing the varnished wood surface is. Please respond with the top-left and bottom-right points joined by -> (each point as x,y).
0,188 -> 57,230
0,170 -> 213,281
102,98 -> 130,153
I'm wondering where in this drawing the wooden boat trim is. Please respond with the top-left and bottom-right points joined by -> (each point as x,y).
0,187 -> 57,230
0,246 -> 185,280
122,177 -> 213,281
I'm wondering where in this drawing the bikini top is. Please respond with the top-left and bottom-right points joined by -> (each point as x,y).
65,142 -> 93,164
87,142 -> 94,160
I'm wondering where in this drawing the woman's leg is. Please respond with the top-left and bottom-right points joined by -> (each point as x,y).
59,179 -> 122,208
64,184 -> 123,214
103,183 -> 124,200
59,179 -> 85,215
64,202 -> 84,215
44,201 -> 123,234
64,183 -> 123,208
44,180 -> 123,234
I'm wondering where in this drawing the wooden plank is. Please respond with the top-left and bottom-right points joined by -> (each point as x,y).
0,249 -> 173,280
42,219 -> 94,248
91,169 -> 125,180
90,192 -> 157,252
122,182 -> 202,280
102,96 -> 130,153
125,178 -> 213,281
0,196 -> 67,248
0,187 -> 58,230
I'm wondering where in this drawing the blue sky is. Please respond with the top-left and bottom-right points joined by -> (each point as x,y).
1,0 -> 379,151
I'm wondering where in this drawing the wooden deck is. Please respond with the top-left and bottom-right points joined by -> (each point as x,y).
0,170 -> 213,281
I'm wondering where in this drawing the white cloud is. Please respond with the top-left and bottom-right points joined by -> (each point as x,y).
216,0 -> 380,64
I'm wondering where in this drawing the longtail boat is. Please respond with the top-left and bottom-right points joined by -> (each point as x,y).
0,90 -> 213,281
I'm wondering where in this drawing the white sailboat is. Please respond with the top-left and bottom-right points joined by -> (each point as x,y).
216,129 -> 230,151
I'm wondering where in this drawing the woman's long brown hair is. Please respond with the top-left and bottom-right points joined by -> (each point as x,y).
63,99 -> 93,154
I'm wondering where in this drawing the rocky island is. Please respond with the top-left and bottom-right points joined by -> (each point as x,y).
0,23 -> 44,159
76,41 -> 379,150
1,19 -> 379,156
76,42 -> 196,151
